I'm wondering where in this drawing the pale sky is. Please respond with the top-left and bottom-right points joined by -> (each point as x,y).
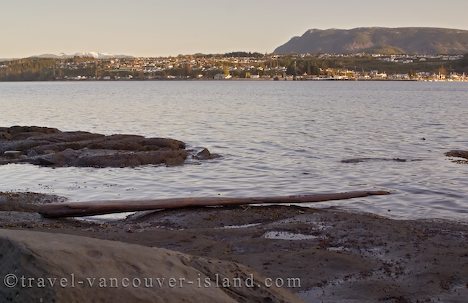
1,0 -> 468,58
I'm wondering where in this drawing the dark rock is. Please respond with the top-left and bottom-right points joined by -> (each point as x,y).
0,192 -> 67,212
3,151 -> 22,159
445,150 -> 468,160
341,158 -> 409,164
0,132 -> 12,140
0,126 -> 215,168
193,148 -> 221,160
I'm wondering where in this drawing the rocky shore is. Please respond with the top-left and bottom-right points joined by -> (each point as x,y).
0,126 -> 218,168
0,229 -> 300,303
1,126 -> 467,302
1,192 -> 467,302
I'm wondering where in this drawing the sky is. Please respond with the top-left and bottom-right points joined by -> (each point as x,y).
1,0 -> 468,58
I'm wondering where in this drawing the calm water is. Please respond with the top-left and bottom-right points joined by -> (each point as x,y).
1,81 -> 467,221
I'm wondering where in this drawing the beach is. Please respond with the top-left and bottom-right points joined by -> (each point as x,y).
1,192 -> 467,302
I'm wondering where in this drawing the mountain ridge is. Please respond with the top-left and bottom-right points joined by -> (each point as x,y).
274,27 -> 468,55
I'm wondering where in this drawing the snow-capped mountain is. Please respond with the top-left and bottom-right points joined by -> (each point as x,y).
31,52 -> 133,59
72,52 -> 121,59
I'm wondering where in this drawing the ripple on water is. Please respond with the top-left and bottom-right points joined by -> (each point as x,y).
0,81 -> 467,221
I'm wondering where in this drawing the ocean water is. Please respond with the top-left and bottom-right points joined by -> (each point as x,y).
0,81 -> 467,221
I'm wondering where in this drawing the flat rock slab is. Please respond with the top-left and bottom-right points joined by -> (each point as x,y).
446,150 -> 468,164
341,157 -> 422,164
3,206 -> 467,302
0,192 -> 67,212
0,126 -> 218,168
0,229 -> 301,303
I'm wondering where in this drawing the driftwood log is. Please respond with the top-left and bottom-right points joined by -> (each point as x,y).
38,190 -> 390,218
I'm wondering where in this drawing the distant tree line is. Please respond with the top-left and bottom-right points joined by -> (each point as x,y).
455,54 -> 468,73
0,59 -> 56,81
223,52 -> 264,58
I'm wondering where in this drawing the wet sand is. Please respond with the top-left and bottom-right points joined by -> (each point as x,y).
1,192 -> 467,302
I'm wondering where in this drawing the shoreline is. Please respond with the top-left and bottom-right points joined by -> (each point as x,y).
1,193 -> 467,302
1,78 -> 468,83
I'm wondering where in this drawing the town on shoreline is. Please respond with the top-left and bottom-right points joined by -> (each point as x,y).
1,52 -> 467,82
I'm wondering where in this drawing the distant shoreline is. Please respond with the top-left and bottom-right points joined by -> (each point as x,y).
1,78 -> 467,83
